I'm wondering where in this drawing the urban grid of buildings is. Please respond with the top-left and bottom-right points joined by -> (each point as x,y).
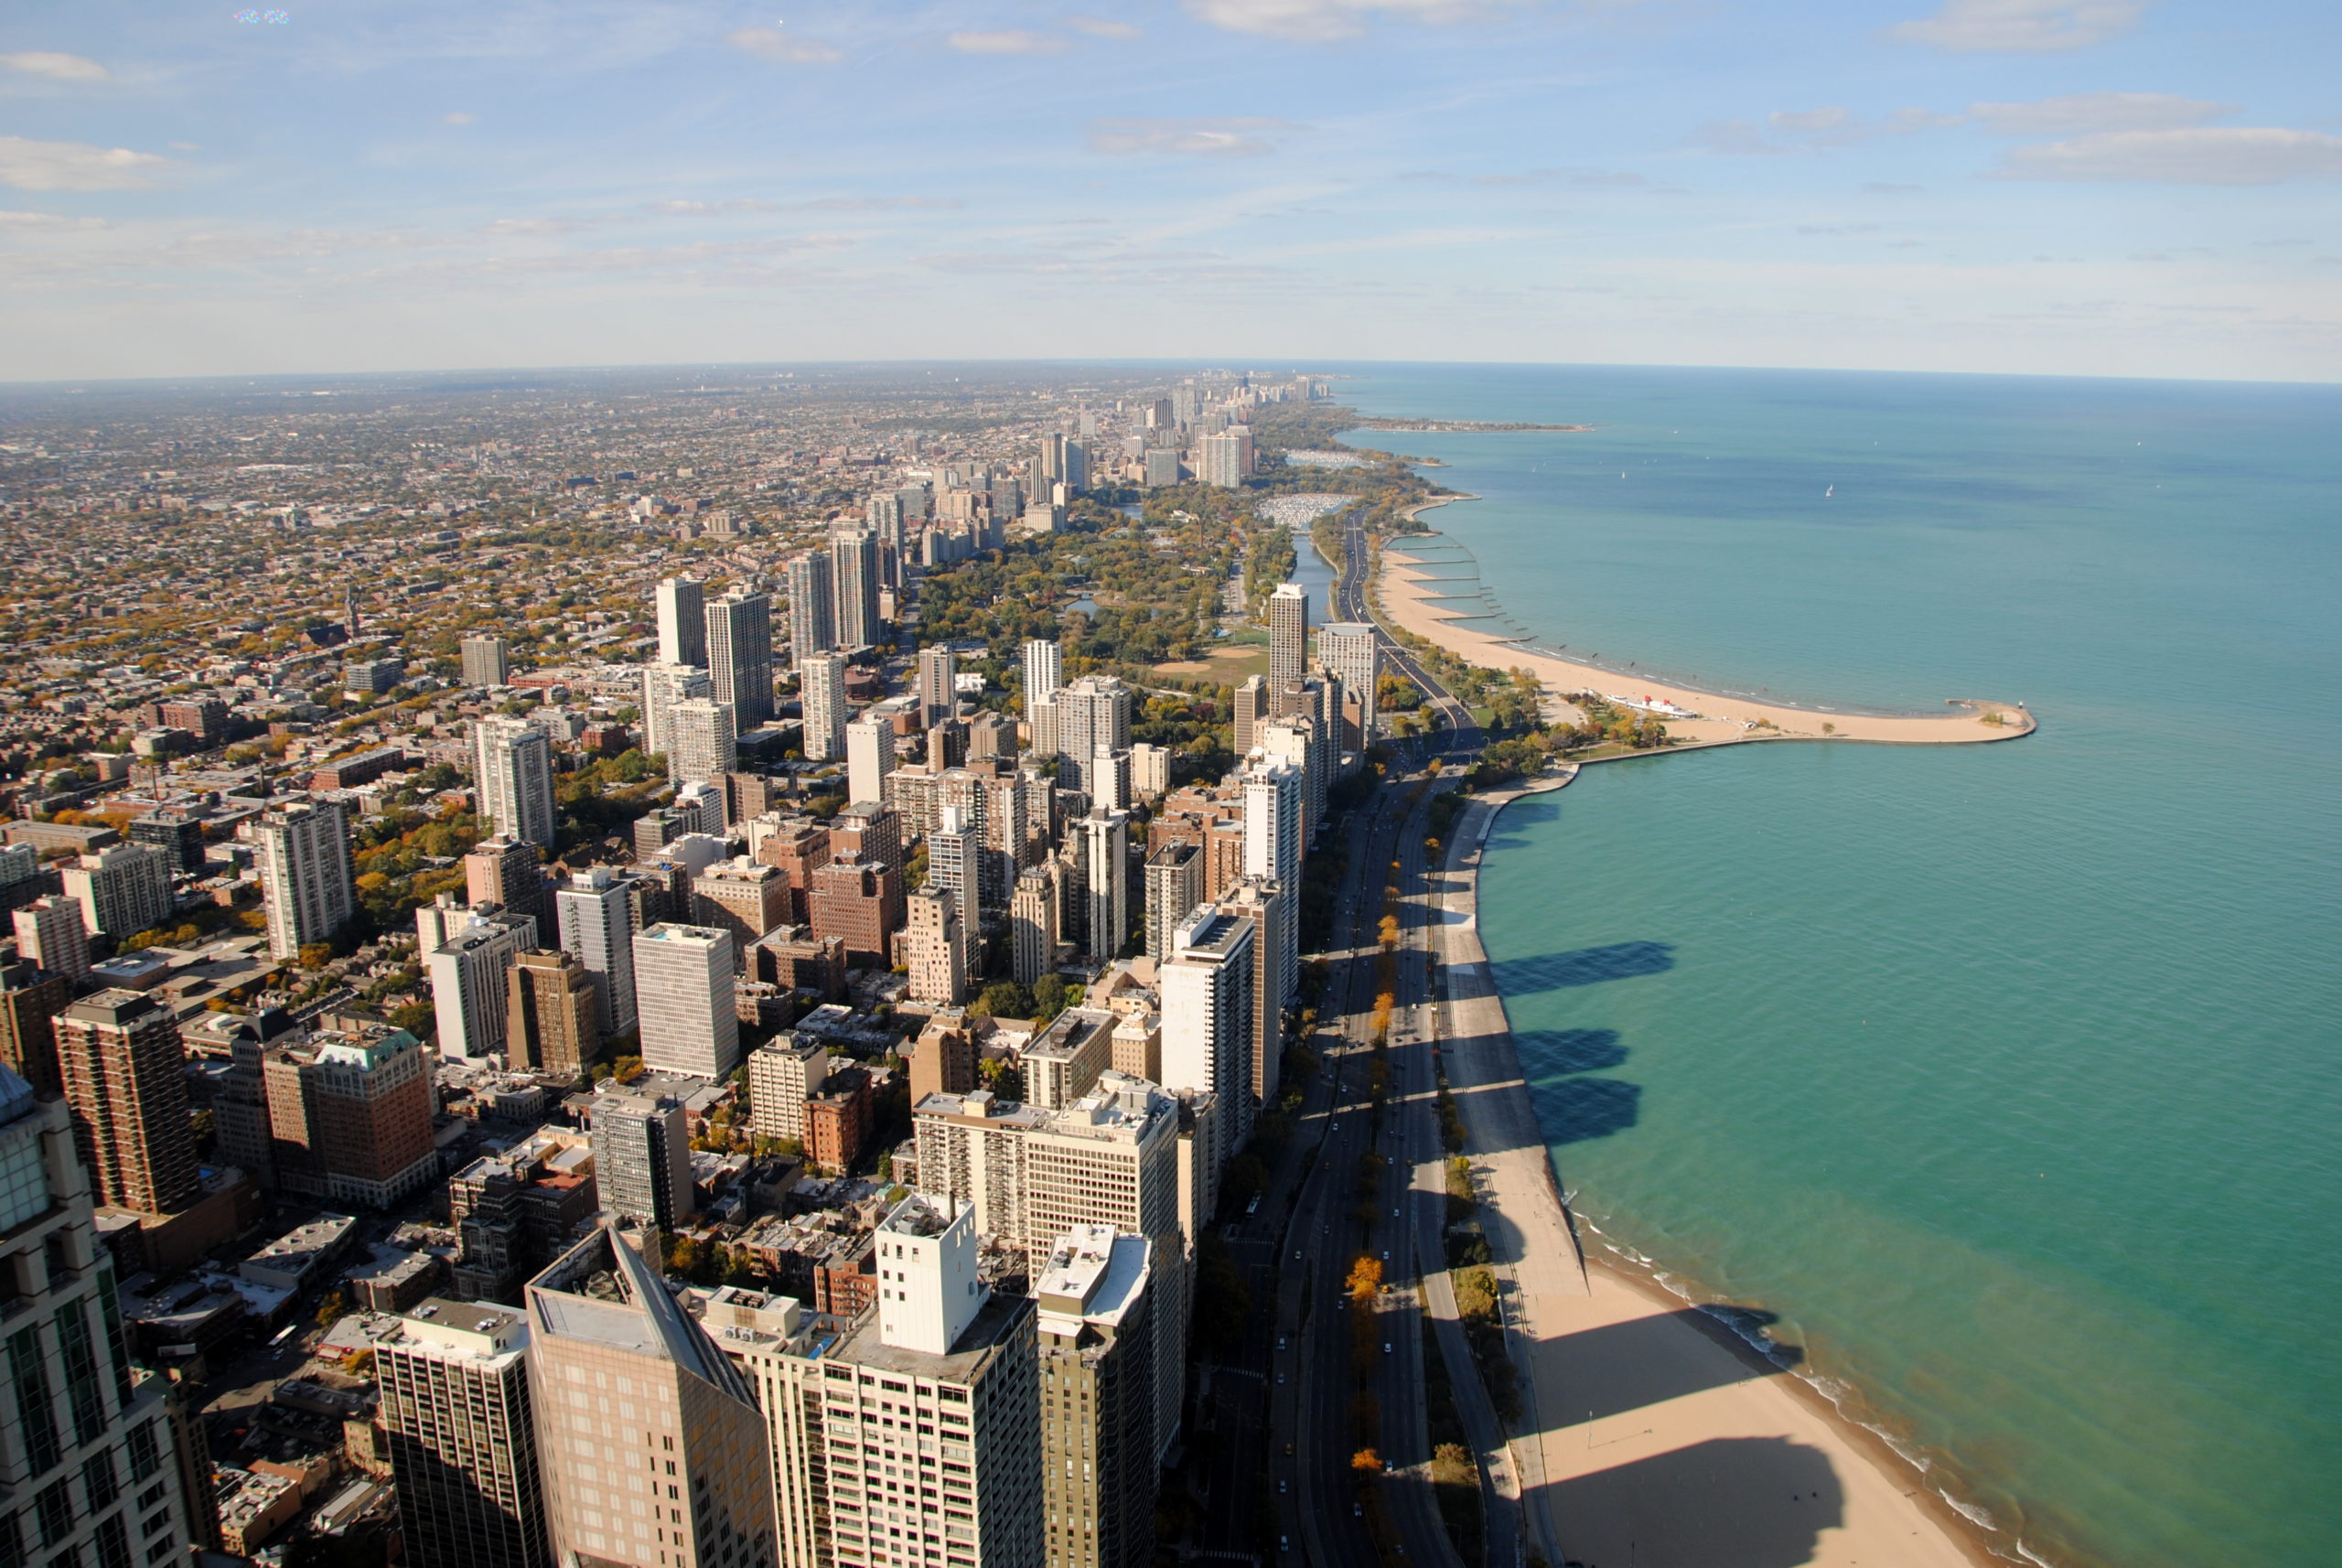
0,366 -> 1409,1568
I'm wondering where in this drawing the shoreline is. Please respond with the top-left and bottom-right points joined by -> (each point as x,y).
1380,497 -> 2036,746
1433,778 -> 2010,1568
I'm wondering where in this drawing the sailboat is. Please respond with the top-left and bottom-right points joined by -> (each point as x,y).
1824,484 -> 1834,498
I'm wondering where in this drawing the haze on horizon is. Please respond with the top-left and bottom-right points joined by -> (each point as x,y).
3,0 -> 2336,385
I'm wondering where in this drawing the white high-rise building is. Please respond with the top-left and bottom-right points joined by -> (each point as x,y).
784,550 -> 837,669
472,716 -> 557,848
58,843 -> 173,940
1090,746 -> 1133,811
845,711 -> 894,806
641,660 -> 712,757
1142,844 -> 1203,965
1055,676 -> 1131,794
1216,875 -> 1289,1111
632,923 -> 739,1079
1194,428 -> 1253,488
903,886 -> 968,1006
12,895 -> 91,980
666,697 -> 738,789
800,651 -> 848,764
1319,621 -> 1380,742
555,867 -> 639,1036
928,803 -> 979,918
424,912 -> 532,1063
1241,758 -> 1303,1055
252,798 -> 355,961
1160,907 -> 1256,1152
706,591 -> 775,729
655,575 -> 707,667
1023,638 -> 1062,715
1268,581 -> 1308,691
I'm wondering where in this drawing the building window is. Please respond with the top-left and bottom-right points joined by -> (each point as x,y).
8,1327 -> 59,1476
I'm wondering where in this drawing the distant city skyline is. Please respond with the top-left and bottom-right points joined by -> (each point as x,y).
1,0 -> 2336,382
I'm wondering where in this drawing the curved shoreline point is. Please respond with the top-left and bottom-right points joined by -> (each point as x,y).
1434,777 -> 2001,1568
1378,528 -> 2036,746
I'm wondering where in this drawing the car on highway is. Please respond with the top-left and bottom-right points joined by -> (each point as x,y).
1382,1342 -> 1393,1355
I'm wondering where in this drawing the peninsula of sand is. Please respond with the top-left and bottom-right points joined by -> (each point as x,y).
1380,502 -> 2035,748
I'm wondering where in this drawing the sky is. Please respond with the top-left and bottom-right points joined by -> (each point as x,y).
2,0 -> 2337,383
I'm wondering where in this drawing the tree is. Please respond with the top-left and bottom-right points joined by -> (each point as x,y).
1346,1255 -> 1383,1302
975,980 -> 1035,1020
315,1290 -> 348,1331
1351,1449 -> 1384,1476
298,942 -> 334,970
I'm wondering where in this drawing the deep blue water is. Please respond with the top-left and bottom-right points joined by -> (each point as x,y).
1331,364 -> 2342,1568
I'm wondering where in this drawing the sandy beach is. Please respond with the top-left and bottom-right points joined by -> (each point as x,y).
1432,779 -> 1994,1568
1380,517 -> 2035,747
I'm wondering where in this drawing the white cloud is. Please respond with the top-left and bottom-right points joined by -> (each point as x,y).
1088,117 -> 1293,156
1066,16 -> 1144,39
445,111 -> 477,125
0,209 -> 107,231
1183,0 -> 1529,44
479,217 -> 589,234
725,27 -> 843,64
0,51 -> 109,83
1967,92 -> 2230,135
1769,107 -> 1849,134
948,29 -> 1071,55
1887,0 -> 2148,53
0,135 -> 170,191
1995,127 -> 2342,183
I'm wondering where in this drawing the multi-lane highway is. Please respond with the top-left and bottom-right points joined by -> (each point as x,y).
1329,505 -> 1479,756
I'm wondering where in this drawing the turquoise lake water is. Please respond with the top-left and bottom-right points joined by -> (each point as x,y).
1330,364 -> 2342,1568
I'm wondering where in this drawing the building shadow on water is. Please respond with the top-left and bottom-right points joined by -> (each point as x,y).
1539,1436 -> 1842,1568
1528,1076 -> 1642,1144
1486,797 -> 1562,852
1491,940 -> 1675,995
1515,1027 -> 1628,1075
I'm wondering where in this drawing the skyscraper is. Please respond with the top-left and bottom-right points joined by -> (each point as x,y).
0,960 -> 70,1094
800,652 -> 848,764
525,1228 -> 777,1568
1194,429 -> 1253,488
784,550 -> 837,669
12,895 -> 91,981
459,633 -> 511,689
465,834 -> 544,925
263,1018 -> 440,1208
1011,865 -> 1059,986
641,660 -> 713,758
555,867 -> 639,1036
917,645 -> 957,729
474,717 -> 557,848
59,843 -> 173,940
706,591 -> 776,729
1023,638 -> 1062,710
377,1299 -> 547,1568
632,923 -> 739,1079
1160,908 -> 1256,1154
506,949 -> 599,1077
1142,843 -> 1203,965
927,803 -> 979,920
252,798 -> 355,961
1069,809 -> 1130,964
1231,673 -> 1268,759
591,1093 -> 694,1230
1268,582 -> 1308,691
0,1067 -> 199,1568
845,711 -> 893,807
1214,876 -> 1288,1110
656,575 -> 707,667
830,528 -> 881,650
54,989 -> 200,1215
667,698 -> 739,791
814,1196 -> 1042,1567
1055,676 -> 1131,794
1036,1228 -> 1157,1568
1241,760 -> 1302,1078
902,886 -> 967,1006
1318,621 -> 1380,742
425,913 -> 532,1063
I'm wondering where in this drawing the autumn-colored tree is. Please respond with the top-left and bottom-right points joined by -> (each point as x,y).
1351,1449 -> 1384,1475
1346,1255 -> 1383,1301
